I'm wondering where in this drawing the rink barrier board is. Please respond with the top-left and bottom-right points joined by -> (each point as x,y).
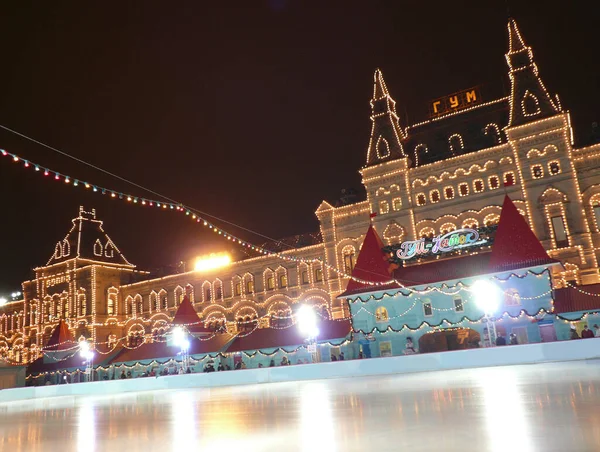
1,338 -> 599,403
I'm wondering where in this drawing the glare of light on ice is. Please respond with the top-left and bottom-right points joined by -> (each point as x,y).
480,367 -> 534,452
77,401 -> 96,452
171,391 -> 199,451
300,382 -> 336,452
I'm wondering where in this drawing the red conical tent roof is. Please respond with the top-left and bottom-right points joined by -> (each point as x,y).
338,224 -> 399,297
488,195 -> 557,272
171,294 -> 211,334
45,320 -> 75,351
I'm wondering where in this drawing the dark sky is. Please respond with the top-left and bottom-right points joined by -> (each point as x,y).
0,1 -> 598,294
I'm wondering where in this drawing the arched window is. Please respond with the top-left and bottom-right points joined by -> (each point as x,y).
264,269 -> 275,291
484,214 -> 500,227
125,296 -> 134,316
213,280 -> 223,301
376,136 -> 390,159
93,239 -> 103,257
484,123 -> 502,145
243,274 -> 254,294
232,276 -> 242,297
419,227 -> 435,239
158,289 -> 168,310
78,289 -> 86,317
149,291 -> 158,313
202,281 -> 212,302
462,218 -> 479,229
174,286 -> 184,306
416,193 -> 426,206
104,242 -> 115,258
298,263 -> 310,285
522,90 -> 541,117
62,240 -> 71,257
392,197 -> 402,211
342,247 -> 356,274
414,144 -> 428,166
134,294 -> 143,317
448,134 -> 464,154
440,223 -> 457,234
375,307 -> 389,322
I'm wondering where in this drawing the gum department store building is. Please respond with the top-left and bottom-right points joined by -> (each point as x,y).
2,20 -> 600,363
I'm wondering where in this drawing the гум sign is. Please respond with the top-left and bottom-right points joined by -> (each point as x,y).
392,228 -> 487,261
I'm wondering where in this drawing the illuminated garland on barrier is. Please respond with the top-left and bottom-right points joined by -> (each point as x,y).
19,306 -> 600,380
0,147 -> 537,294
24,337 -> 354,380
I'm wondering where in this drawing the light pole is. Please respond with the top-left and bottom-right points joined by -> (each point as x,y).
472,280 -> 501,347
79,341 -> 95,382
172,326 -> 190,372
297,305 -> 320,363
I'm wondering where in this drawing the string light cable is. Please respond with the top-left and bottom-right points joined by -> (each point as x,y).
0,143 -> 465,292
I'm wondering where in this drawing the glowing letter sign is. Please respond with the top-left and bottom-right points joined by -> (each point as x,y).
395,228 -> 484,260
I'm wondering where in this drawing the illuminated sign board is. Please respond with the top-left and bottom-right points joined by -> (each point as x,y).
388,228 -> 488,261
429,87 -> 481,118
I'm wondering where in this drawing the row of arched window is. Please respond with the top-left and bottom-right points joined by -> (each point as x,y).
414,172 -> 516,207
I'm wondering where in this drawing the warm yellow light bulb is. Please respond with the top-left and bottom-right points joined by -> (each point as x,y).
194,253 -> 232,272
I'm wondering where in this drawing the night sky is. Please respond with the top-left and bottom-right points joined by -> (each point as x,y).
0,1 -> 598,295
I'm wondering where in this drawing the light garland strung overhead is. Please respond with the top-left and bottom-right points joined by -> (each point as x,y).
0,147 -> 533,295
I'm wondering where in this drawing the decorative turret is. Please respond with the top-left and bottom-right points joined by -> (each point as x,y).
45,206 -> 134,267
506,19 -> 560,127
365,69 -> 407,166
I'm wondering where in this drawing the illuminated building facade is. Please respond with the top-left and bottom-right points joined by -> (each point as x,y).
1,19 -> 600,365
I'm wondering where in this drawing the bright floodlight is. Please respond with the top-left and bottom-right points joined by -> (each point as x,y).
471,280 -> 501,314
297,305 -> 319,339
0,298 -> 6,306
180,339 -> 190,351
172,326 -> 186,347
79,341 -> 90,355
194,253 -> 232,272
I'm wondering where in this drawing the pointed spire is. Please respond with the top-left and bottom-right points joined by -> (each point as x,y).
373,68 -> 389,99
505,19 -> 560,127
365,69 -> 407,166
488,196 -> 557,271
338,224 -> 400,297
507,19 -> 526,53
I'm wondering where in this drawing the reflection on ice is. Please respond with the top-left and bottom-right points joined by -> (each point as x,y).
300,382 -> 336,452
1,360 -> 599,451
77,401 -> 96,452
480,367 -> 534,452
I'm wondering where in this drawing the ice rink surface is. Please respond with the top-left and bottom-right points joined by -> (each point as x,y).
1,360 -> 600,452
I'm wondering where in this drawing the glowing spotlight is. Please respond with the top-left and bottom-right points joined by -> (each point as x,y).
194,253 -> 232,272
471,280 -> 501,314
297,305 -> 319,339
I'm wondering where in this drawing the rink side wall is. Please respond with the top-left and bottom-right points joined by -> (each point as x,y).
2,337 -> 599,403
